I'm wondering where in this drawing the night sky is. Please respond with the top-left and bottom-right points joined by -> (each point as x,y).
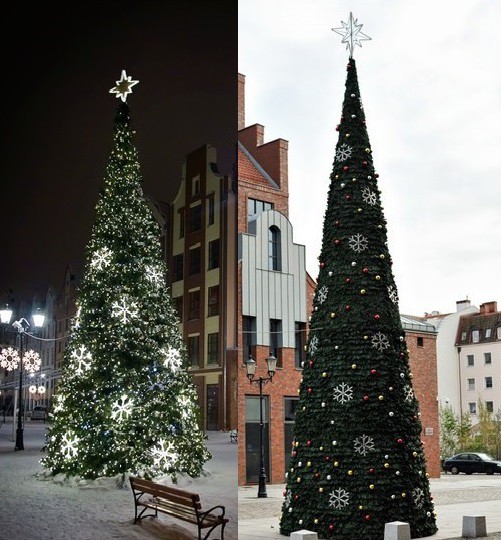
1,1 -> 236,306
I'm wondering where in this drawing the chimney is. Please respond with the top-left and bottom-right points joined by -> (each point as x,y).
456,299 -> 471,312
479,301 -> 498,314
238,73 -> 245,131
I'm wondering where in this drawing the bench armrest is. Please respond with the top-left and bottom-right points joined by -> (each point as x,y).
199,504 -> 226,520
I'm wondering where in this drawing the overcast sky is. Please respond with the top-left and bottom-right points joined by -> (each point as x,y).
238,0 -> 501,316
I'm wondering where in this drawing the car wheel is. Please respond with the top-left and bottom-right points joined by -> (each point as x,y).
451,466 -> 459,475
486,467 -> 494,475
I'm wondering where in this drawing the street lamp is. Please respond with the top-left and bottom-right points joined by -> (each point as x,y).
0,304 -> 45,451
244,354 -> 277,498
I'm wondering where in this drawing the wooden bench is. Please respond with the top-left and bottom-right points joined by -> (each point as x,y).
129,476 -> 228,540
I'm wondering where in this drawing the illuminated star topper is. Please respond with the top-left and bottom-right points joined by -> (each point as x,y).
332,12 -> 371,58
109,70 -> 139,102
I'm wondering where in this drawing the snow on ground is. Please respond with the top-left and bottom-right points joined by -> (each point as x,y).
0,420 -> 237,540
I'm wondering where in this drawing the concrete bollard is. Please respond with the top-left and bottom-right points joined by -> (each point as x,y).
384,521 -> 411,540
462,515 -> 487,538
290,531 -> 319,540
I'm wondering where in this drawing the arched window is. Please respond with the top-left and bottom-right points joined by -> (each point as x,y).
268,226 -> 281,271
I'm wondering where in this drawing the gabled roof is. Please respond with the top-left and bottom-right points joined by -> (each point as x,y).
238,141 -> 279,189
455,311 -> 501,345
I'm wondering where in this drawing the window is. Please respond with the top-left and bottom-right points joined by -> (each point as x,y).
208,193 -> 215,225
484,352 -> 492,365
284,397 -> 300,477
207,333 -> 219,365
485,376 -> 493,389
472,330 -> 480,343
173,254 -> 184,281
243,316 -> 256,360
467,378 -> 475,391
485,328 -> 492,339
173,296 -> 183,320
208,285 -> 219,317
188,335 -> 200,368
294,322 -> 306,369
486,401 -> 494,413
190,204 -> 202,232
189,247 -> 201,275
270,319 -> 282,363
247,198 -> 273,219
192,175 -> 200,196
188,290 -> 200,320
178,209 -> 185,238
268,226 -> 281,271
461,331 -> 467,341
417,336 -> 424,347
208,239 -> 220,270
469,402 -> 477,414
467,355 -> 474,367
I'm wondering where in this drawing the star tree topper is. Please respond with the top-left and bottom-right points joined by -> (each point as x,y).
109,70 -> 139,102
332,12 -> 371,57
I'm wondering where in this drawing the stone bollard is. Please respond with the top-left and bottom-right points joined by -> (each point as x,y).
384,521 -> 411,540
290,531 -> 319,540
462,515 -> 487,538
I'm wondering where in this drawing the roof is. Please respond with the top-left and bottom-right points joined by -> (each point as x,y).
400,315 -> 437,334
455,311 -> 501,345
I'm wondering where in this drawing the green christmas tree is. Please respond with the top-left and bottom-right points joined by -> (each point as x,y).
42,71 -> 210,481
280,17 -> 437,540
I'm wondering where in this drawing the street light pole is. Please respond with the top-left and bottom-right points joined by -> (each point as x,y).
245,354 -> 277,499
15,328 -> 25,451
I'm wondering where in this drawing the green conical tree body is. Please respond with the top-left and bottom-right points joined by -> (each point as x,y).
42,102 -> 210,480
280,59 -> 437,539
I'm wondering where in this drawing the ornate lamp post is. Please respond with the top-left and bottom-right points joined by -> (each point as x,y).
244,354 -> 277,498
0,305 -> 45,450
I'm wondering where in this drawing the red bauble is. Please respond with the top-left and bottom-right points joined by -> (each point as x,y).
374,314 -> 380,320
362,161 -> 368,166
369,468 -> 375,474
345,305 -> 351,311
370,369 -> 377,375
320,262 -> 326,268
375,173 -> 379,178
336,125 -> 340,131
307,440 -> 312,446
335,220 -> 340,226
364,395 -> 369,401
345,277 -> 351,283
293,451 -> 297,457
295,495 -> 299,501
365,515 -> 371,521
363,267 -> 369,273
325,456 -> 330,461
329,525 -> 335,531
309,360 -> 314,368
315,472 -> 320,479
334,239 -> 341,245
307,387 -> 312,394
347,63 -> 352,69
343,166 -> 349,172
345,195 -> 351,201
397,438 -> 403,444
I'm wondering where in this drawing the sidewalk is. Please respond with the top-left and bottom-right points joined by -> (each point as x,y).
238,476 -> 501,539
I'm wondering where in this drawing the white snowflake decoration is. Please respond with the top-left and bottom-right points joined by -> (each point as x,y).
308,335 -> 319,356
23,350 -> 42,373
112,296 -> 139,324
333,382 -> 354,404
316,285 -> 329,305
61,431 -> 79,459
111,394 -> 134,422
146,265 -> 164,286
359,96 -> 364,110
361,187 -> 377,206
354,434 -> 376,456
53,394 -> 66,414
90,247 -> 112,271
348,233 -> 369,253
371,332 -> 390,352
151,439 -> 178,469
0,347 -> 20,371
335,143 -> 353,162
404,384 -> 414,402
412,487 -> 425,509
72,305 -> 82,329
162,346 -> 183,372
388,285 -> 399,304
177,394 -> 192,421
328,487 -> 350,509
284,490 -> 292,508
71,345 -> 92,376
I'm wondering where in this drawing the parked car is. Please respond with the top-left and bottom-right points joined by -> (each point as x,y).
30,405 -> 48,422
443,452 -> 501,475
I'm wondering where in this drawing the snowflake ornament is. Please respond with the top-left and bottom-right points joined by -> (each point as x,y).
52,394 -> 66,413
71,345 -> 92,376
403,385 -> 414,402
284,490 -> 292,508
112,296 -> 139,324
72,305 -> 82,329
412,487 -> 425,508
359,96 -> 364,110
146,265 -> 164,286
335,143 -> 353,162
361,187 -> 377,206
0,347 -> 20,371
177,394 -> 192,421
333,382 -> 354,404
348,233 -> 369,253
61,431 -> 80,459
371,332 -> 390,352
316,285 -> 329,305
111,394 -> 134,422
151,439 -> 178,470
308,335 -> 319,356
23,350 -> 42,373
90,247 -> 112,271
388,285 -> 399,304
328,487 -> 350,509
161,346 -> 183,372
354,434 -> 375,456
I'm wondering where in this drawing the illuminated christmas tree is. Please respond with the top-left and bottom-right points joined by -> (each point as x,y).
42,71 -> 210,480
279,15 -> 437,539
